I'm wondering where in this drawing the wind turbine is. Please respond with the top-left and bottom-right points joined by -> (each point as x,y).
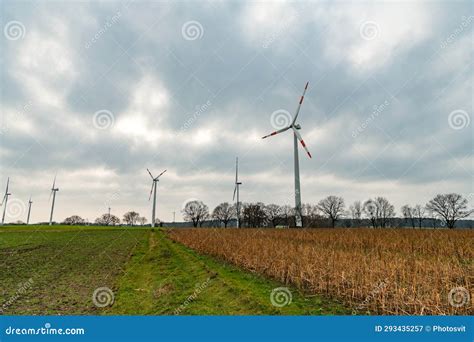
26,197 -> 33,225
262,82 -> 312,228
1,178 -> 11,225
233,157 -> 242,228
147,168 -> 166,227
49,176 -> 59,226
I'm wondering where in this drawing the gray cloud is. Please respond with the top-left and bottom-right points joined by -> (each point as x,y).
1,0 -> 472,223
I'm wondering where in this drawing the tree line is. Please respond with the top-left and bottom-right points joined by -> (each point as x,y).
181,193 -> 472,229
59,193 -> 472,229
62,211 -> 153,226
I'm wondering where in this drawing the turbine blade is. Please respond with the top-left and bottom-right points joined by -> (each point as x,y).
156,169 -> 167,179
146,168 -> 154,179
52,175 -> 56,190
262,126 -> 290,139
235,157 -> 238,183
292,127 -> 312,159
49,190 -> 53,201
148,181 -> 155,201
233,185 -> 237,201
5,177 -> 9,194
0,194 -> 5,206
292,81 -> 309,125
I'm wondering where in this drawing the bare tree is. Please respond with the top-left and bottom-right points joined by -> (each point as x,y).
401,205 -> 416,229
414,204 -> 425,228
264,204 -> 282,227
212,202 -> 235,228
374,197 -> 395,228
242,202 -> 267,227
302,203 -> 320,227
63,215 -> 85,225
123,211 -> 140,226
349,201 -> 362,227
426,193 -> 472,229
317,196 -> 345,228
182,200 -> 209,227
138,217 -> 147,226
95,213 -> 120,226
280,205 -> 293,227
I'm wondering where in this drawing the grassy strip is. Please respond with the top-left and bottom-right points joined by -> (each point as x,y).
110,229 -> 348,315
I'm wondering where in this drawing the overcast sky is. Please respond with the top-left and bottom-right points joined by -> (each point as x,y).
1,0 -> 472,223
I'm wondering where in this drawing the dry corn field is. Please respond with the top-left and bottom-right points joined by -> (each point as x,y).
167,228 -> 473,315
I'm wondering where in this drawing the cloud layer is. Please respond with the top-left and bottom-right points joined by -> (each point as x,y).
1,0 -> 472,223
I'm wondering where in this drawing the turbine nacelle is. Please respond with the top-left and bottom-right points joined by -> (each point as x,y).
261,82 -> 312,159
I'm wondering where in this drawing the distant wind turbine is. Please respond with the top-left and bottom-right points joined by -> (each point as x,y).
233,157 -> 242,228
26,197 -> 33,225
147,168 -> 167,227
49,175 -> 59,226
262,82 -> 312,228
1,178 -> 11,225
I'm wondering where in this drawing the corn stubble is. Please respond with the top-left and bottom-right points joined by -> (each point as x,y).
167,228 -> 472,315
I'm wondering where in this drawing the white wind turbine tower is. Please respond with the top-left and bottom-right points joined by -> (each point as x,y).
147,168 -> 167,227
262,82 -> 312,228
49,176 -> 59,226
233,157 -> 242,228
26,197 -> 33,225
1,178 -> 11,225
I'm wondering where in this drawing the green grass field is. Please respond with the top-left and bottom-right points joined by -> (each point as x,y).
0,225 -> 348,315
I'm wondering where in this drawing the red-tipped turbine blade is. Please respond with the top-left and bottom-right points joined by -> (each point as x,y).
262,126 -> 290,139
156,169 -> 167,179
146,168 -> 154,179
292,127 -> 312,159
292,82 -> 310,125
